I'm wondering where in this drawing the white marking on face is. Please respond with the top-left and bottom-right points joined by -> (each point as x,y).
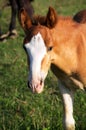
24,33 -> 47,85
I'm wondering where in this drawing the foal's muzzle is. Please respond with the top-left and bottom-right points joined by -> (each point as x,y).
28,79 -> 44,93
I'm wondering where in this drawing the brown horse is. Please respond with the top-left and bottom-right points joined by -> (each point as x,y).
19,7 -> 86,130
0,0 -> 34,41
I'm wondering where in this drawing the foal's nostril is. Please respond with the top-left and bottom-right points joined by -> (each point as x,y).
27,81 -> 31,88
40,79 -> 43,85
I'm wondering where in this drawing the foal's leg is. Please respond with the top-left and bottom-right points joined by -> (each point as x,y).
58,81 -> 75,130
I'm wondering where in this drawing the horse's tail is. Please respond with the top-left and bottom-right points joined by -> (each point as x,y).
73,9 -> 86,24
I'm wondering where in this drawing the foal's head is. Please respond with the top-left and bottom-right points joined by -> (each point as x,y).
19,7 -> 57,93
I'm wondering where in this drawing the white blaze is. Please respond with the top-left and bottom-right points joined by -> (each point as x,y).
24,33 -> 47,82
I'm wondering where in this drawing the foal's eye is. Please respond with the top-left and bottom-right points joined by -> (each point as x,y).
47,46 -> 53,51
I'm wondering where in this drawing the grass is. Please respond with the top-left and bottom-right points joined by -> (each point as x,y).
0,0 -> 86,130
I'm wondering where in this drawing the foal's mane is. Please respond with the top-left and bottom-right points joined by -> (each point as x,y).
31,15 -> 74,27
32,15 -> 46,25
31,6 -> 58,28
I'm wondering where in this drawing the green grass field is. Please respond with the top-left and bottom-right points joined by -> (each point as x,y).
0,0 -> 86,130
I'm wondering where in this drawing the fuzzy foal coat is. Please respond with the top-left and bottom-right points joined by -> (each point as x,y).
19,7 -> 86,130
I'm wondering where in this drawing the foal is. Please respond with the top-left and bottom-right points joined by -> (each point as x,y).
19,7 -> 86,130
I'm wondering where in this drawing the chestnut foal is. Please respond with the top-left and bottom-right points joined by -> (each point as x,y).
19,7 -> 86,130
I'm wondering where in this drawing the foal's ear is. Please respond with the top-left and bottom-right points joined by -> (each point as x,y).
45,6 -> 58,28
19,8 -> 32,31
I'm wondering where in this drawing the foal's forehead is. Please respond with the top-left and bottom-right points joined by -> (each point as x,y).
23,25 -> 52,46
24,25 -> 46,44
25,33 -> 46,48
24,33 -> 47,60
24,32 -> 46,53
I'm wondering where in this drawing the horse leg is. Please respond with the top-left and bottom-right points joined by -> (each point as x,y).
8,0 -> 18,38
58,80 -> 75,130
